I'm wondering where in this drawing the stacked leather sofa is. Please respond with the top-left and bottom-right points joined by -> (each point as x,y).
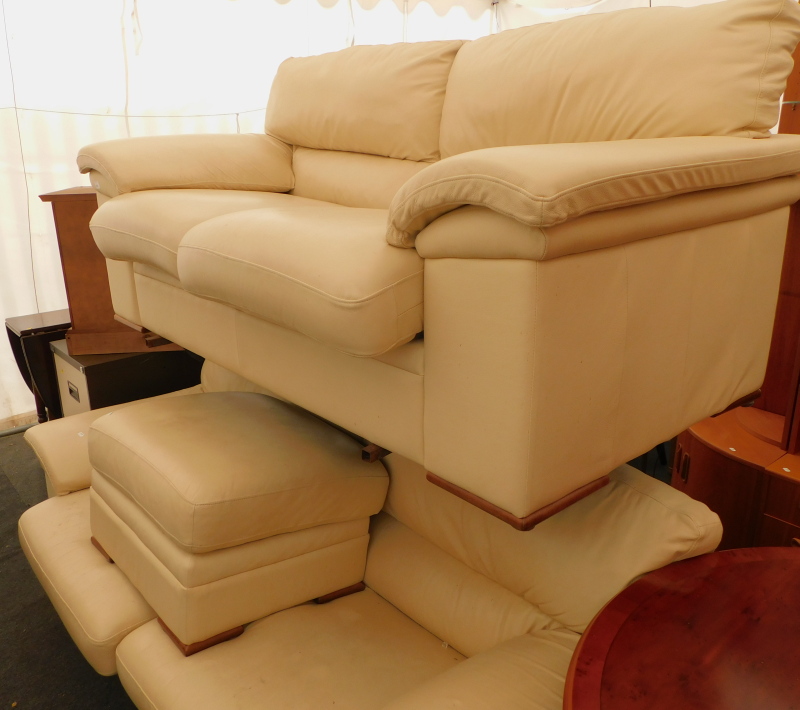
18,0 -> 800,707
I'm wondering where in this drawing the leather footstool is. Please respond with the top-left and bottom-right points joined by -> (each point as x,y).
87,391 -> 389,652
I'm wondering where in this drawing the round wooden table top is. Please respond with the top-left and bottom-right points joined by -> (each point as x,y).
564,547 -> 800,710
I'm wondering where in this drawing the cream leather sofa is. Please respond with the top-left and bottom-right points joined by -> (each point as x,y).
17,0 -> 800,707
76,0 -> 800,526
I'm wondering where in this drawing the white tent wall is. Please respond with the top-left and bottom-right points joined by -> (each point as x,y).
0,0 -> 721,424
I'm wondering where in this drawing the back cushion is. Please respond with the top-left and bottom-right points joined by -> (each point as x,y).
266,40 -> 462,162
381,456 -> 722,633
440,0 -> 800,157
291,148 -> 429,209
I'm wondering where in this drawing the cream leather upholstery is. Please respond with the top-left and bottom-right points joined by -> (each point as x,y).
439,0 -> 800,155
91,190 -> 321,280
18,491 -> 155,675
17,1 -> 800,706
178,203 -> 423,356
89,391 -> 387,645
24,385 -> 203,497
75,0 -> 800,524
109,454 -> 720,708
265,40 -> 462,161
19,364 -> 722,704
116,590 -> 467,710
89,393 -> 387,551
78,134 -> 294,198
291,148 -> 429,209
387,135 -> 800,247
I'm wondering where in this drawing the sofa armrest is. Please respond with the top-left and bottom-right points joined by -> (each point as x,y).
387,134 -> 800,249
78,134 -> 294,199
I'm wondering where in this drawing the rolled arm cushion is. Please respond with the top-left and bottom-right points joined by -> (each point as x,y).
78,133 -> 294,198
386,134 -> 800,249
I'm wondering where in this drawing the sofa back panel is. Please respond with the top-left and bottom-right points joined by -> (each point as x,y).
382,456 -> 721,633
291,148 -> 430,209
266,41 -> 462,162
440,0 -> 800,157
365,513 -> 555,658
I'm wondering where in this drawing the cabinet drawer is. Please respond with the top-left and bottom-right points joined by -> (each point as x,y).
763,475 -> 800,526
757,514 -> 800,547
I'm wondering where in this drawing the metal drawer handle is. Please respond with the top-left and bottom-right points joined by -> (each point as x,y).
674,444 -> 683,481
791,538 -> 800,548
681,452 -> 691,484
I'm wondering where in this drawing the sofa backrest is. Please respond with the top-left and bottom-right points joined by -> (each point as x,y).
264,0 -> 799,207
365,455 -> 721,658
439,0 -> 800,157
289,148 -> 429,209
265,40 -> 461,207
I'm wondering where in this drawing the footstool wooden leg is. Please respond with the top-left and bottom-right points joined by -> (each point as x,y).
90,536 -> 114,564
157,618 -> 245,657
314,581 -> 367,604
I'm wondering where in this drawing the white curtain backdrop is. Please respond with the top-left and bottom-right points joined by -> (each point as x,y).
0,0 -> 717,424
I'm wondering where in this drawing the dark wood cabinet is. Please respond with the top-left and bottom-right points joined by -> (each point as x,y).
671,409 -> 781,549
670,44 -> 800,550
671,411 -> 800,550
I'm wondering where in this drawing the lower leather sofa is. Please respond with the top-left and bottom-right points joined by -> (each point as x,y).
16,0 -> 800,707
20,362 -> 723,709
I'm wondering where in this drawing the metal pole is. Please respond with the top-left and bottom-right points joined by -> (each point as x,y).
0,422 -> 36,439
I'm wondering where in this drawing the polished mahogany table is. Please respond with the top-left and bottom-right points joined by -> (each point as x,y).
565,548 -> 800,710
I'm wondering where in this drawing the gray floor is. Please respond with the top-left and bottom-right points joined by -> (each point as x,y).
0,432 -> 134,710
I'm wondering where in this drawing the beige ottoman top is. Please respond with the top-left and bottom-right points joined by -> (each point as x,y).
89,392 -> 388,553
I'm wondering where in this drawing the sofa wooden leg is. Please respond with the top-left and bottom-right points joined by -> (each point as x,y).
157,618 -> 245,657
314,581 -> 366,604
426,472 -> 610,531
361,444 -> 391,463
90,536 -> 114,564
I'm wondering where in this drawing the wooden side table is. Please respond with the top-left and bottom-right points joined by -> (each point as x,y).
564,548 -> 800,710
41,188 -> 180,355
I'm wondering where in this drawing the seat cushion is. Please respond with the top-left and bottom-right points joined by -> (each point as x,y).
89,392 -> 389,553
177,201 -> 423,357
18,491 -> 155,675
90,189 -> 323,279
116,589 -> 465,710
383,629 -> 579,710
